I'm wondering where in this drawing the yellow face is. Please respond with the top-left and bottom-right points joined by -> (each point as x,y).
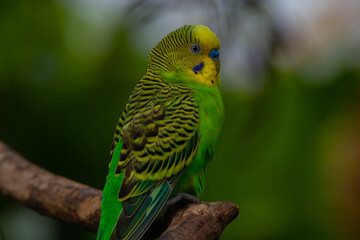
149,25 -> 221,86
184,25 -> 221,86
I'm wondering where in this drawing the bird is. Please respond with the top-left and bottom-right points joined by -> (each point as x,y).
97,24 -> 224,240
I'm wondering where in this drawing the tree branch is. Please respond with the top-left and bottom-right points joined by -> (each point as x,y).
0,141 -> 238,239
0,141 -> 101,232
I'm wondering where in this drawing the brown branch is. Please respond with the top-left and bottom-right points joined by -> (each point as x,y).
0,141 -> 239,239
0,141 -> 101,232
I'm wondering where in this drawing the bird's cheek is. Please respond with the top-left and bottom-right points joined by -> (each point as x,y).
202,59 -> 220,85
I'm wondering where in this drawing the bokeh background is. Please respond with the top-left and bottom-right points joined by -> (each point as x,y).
1,0 -> 360,239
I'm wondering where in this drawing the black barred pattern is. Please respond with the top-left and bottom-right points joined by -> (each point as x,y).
113,77 -> 200,200
147,25 -> 199,75
108,25 -> 202,201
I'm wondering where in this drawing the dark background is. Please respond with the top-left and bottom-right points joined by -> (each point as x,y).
1,1 -> 360,239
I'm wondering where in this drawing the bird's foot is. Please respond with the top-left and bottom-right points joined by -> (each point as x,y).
165,192 -> 199,208
158,192 -> 199,221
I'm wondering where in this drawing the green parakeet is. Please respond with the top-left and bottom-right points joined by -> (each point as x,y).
97,25 -> 224,240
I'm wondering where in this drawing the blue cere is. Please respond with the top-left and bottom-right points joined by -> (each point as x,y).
192,62 -> 204,73
209,49 -> 220,59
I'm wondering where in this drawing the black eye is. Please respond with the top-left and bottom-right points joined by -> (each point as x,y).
190,44 -> 201,54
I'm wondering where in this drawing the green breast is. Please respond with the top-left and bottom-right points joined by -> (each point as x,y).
173,84 -> 224,196
192,84 -> 224,169
162,73 -> 225,196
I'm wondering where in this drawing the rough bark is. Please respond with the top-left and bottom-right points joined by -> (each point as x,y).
0,141 -> 239,239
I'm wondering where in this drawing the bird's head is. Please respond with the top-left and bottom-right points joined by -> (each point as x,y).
147,25 -> 221,86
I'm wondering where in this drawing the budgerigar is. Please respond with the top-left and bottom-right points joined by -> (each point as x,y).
97,25 -> 224,240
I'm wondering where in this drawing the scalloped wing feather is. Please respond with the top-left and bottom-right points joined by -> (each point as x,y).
116,84 -> 200,201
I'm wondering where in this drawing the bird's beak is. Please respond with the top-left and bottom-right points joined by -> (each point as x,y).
209,49 -> 220,73
214,58 -> 220,73
213,58 -> 220,84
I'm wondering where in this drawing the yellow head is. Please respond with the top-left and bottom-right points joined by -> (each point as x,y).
147,25 -> 221,86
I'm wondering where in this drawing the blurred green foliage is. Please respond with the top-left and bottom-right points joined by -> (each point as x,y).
1,2 -> 360,240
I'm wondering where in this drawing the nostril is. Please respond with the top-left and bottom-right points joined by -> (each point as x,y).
209,49 -> 219,59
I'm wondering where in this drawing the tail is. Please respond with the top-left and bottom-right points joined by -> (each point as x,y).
96,170 -> 124,240
97,140 -> 124,240
97,178 -> 179,240
113,181 -> 173,240
97,138 -> 180,240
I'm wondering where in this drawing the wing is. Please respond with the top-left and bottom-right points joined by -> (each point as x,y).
113,84 -> 200,240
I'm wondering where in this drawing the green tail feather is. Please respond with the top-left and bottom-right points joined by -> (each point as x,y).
97,141 -> 124,240
114,181 -> 173,240
97,139 -> 180,240
98,180 -> 173,240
